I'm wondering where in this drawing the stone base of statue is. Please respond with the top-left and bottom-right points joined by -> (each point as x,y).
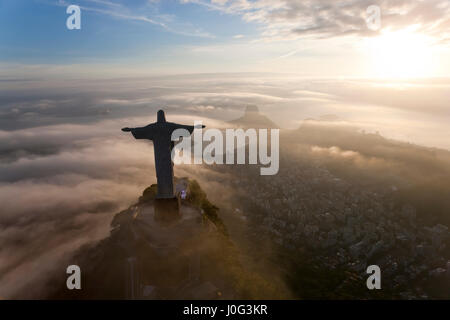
154,196 -> 181,224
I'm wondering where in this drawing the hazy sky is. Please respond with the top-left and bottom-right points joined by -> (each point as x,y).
1,0 -> 450,78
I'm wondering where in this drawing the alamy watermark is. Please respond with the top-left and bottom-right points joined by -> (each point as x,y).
366,5 -> 381,31
366,265 -> 381,290
66,5 -> 81,30
171,122 -> 279,176
66,265 -> 81,290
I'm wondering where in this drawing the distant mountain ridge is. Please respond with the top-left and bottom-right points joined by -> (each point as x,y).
229,105 -> 278,129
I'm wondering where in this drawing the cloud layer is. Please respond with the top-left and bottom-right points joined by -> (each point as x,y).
185,0 -> 450,42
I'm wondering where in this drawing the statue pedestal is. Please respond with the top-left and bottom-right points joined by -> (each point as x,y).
154,197 -> 181,224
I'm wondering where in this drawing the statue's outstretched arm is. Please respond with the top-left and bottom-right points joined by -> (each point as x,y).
172,124 -> 205,135
121,126 -> 155,140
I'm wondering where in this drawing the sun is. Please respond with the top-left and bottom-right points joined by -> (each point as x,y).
365,28 -> 436,79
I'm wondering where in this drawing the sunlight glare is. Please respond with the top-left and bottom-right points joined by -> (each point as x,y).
366,28 -> 436,79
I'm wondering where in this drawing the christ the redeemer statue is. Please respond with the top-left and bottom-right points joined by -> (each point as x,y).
122,110 -> 203,222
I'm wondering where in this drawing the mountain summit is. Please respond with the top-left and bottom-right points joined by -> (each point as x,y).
230,105 -> 278,129
48,178 -> 285,299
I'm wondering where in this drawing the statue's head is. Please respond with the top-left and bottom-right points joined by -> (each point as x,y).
157,109 -> 166,123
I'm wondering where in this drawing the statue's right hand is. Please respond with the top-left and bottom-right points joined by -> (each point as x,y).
122,127 -> 132,132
